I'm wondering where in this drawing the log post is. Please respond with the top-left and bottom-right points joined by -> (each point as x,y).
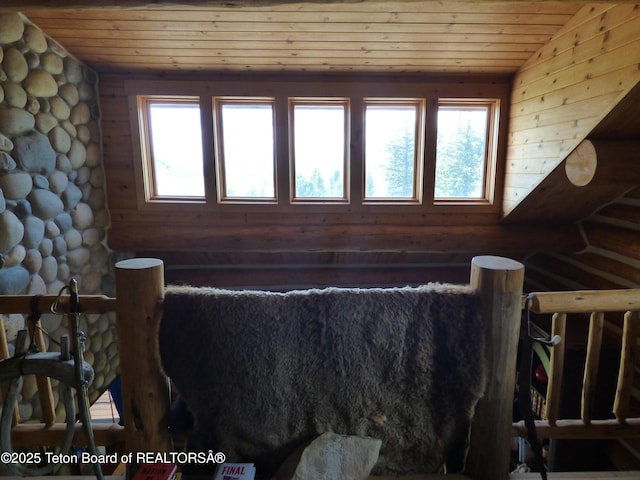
565,139 -> 640,187
465,255 -> 524,480
114,258 -> 171,456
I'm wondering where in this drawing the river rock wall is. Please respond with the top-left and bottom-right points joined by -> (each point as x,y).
0,12 -> 118,421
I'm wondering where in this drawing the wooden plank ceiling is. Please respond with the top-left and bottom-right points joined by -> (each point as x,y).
16,1 -> 584,75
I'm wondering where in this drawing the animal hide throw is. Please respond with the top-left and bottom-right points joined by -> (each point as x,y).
159,284 -> 485,476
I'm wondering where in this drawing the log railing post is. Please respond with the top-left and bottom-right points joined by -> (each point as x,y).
114,258 -> 171,456
465,255 -> 525,480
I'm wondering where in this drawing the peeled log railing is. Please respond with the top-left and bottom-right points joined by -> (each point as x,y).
513,289 -> 640,440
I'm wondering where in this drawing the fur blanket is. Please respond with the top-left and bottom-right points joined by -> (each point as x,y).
159,284 -> 485,476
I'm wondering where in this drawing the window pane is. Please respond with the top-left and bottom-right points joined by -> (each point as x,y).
292,104 -> 345,199
149,102 -> 205,197
435,107 -> 487,199
220,103 -> 275,199
364,104 -> 418,199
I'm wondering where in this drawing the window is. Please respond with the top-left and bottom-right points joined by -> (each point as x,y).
434,100 -> 498,204
137,96 -> 205,201
290,99 -> 348,202
364,99 -> 424,203
130,78 -> 505,212
214,97 -> 277,202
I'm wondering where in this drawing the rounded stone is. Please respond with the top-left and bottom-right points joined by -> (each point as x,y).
40,52 -> 64,75
0,152 -> 16,171
68,140 -> 86,170
23,25 -> 48,53
64,228 -> 82,250
13,131 -> 56,175
35,112 -> 58,134
56,154 -> 72,173
61,120 -> 77,138
87,188 -> 105,210
24,70 -> 58,98
82,227 -> 103,247
28,189 -> 64,219
0,210 -> 23,251
89,168 -> 104,188
0,266 -> 29,294
46,278 -> 66,295
27,274 -> 47,295
72,203 -> 93,229
25,96 -> 40,115
0,13 -> 24,44
58,83 -> 79,107
3,313 -> 25,344
0,133 -> 13,153
61,183 -> 82,210
0,105 -> 35,136
49,96 -> 70,121
2,47 -> 28,83
0,172 -> 31,199
70,102 -> 90,125
76,166 -> 90,185
3,82 -> 27,108
57,261 -> 70,281
48,126 -> 71,153
63,57 -> 83,84
48,170 -> 69,195
24,51 -> 40,69
13,199 -> 31,219
22,215 -> 45,249
80,183 -> 92,203
21,374 -> 38,401
23,248 -> 43,274
52,235 -> 67,257
78,83 -> 94,102
0,189 -> 4,213
39,237 -> 53,256
94,208 -> 110,229
48,37 -> 67,58
76,125 -> 91,144
54,212 -> 72,232
90,243 -> 108,269
44,220 -> 59,238
32,174 -> 48,189
82,270 -> 102,293
39,255 -> 58,283
3,244 -> 25,267
66,247 -> 90,268
85,143 -> 101,168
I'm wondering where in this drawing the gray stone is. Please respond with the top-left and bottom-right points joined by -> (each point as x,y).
28,189 -> 64,219
39,237 -> 53,256
89,168 -> 104,188
32,174 -> 49,189
3,82 -> 27,108
0,152 -> 16,171
40,52 -> 64,75
27,274 -> 47,295
76,125 -> 91,144
0,189 -> 4,214
0,266 -> 29,295
0,68 -> 5,83
0,105 -> 35,137
3,244 -> 25,267
68,140 -> 86,169
61,183 -> 82,210
13,199 -> 32,219
24,51 -> 40,69
275,433 -> 381,480
54,212 -> 72,232
0,172 -> 31,199
87,188 -> 105,210
48,126 -> 71,153
58,83 -> 79,106
71,203 -> 93,230
52,235 -> 67,257
66,247 -> 90,268
0,133 -> 13,153
56,154 -> 72,173
48,37 -> 67,58
39,255 -> 58,283
2,313 -> 25,343
23,25 -> 48,54
82,227 -> 103,247
49,96 -> 70,121
22,215 -> 45,249
2,47 -> 28,83
63,57 -> 83,84
24,69 -> 58,98
39,98 -> 50,113
0,13 -> 24,44
76,166 -> 90,185
57,262 -> 70,282
64,228 -> 82,250
61,120 -> 77,138
78,83 -> 94,102
85,143 -> 101,168
35,112 -> 58,134
26,96 -> 40,115
13,131 -> 56,175
48,170 -> 69,195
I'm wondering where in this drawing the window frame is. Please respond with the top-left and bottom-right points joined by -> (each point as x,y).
126,76 -> 508,215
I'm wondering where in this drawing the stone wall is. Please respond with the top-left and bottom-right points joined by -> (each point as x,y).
0,12 -> 117,421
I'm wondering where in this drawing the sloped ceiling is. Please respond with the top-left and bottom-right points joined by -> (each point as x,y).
14,1 -> 582,75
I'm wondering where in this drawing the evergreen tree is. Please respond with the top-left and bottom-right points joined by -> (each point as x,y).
384,127 -> 415,197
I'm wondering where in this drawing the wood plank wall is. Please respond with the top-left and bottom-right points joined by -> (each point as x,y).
504,3 -> 640,218
524,187 -> 640,469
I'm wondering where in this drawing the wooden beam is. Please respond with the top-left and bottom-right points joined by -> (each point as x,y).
527,288 -> 640,314
466,255 -> 525,480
